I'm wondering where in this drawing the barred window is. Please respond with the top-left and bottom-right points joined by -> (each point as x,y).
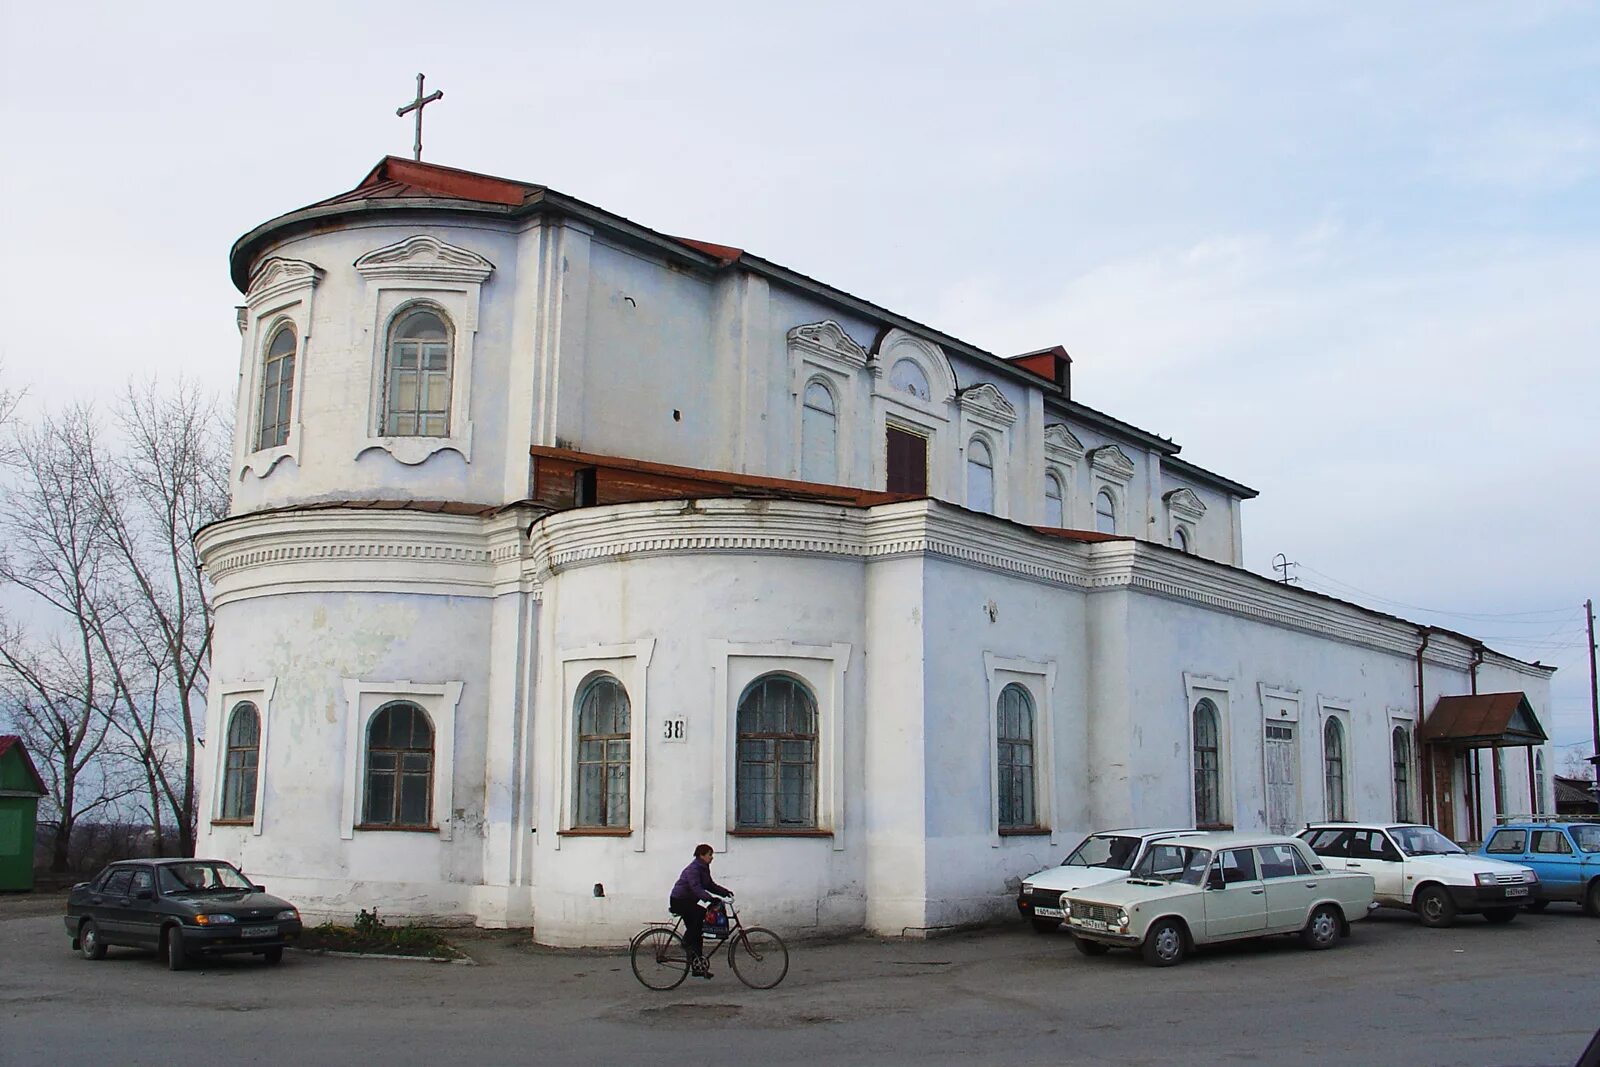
1193,699 -> 1221,826
573,675 -> 630,828
220,702 -> 260,821
997,683 -> 1037,829
383,307 -> 453,437
1392,726 -> 1412,822
735,675 -> 817,829
257,324 -> 296,451
363,701 -> 434,827
1323,717 -> 1346,821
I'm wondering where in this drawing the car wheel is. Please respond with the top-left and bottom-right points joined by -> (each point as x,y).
164,928 -> 188,971
1074,937 -> 1110,957
1414,885 -> 1456,928
1300,904 -> 1341,949
1523,899 -> 1549,913
1141,919 -> 1186,967
1030,918 -> 1060,935
1585,880 -> 1600,918
78,920 -> 107,961
263,947 -> 284,965
1483,907 -> 1518,925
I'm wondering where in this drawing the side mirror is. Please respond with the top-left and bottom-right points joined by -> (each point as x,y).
252,884 -> 265,893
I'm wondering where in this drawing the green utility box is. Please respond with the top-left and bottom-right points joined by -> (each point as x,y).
0,737 -> 47,891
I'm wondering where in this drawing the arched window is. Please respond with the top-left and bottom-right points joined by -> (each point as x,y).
1392,726 -> 1412,822
573,675 -> 631,828
1172,526 -> 1191,553
736,675 -> 818,829
966,437 -> 995,514
220,702 -> 260,821
889,358 -> 931,401
1193,699 -> 1221,826
1323,717 -> 1346,820
1534,750 -> 1547,815
997,683 -> 1036,829
1095,488 -> 1117,534
1044,472 -> 1065,527
383,307 -> 453,437
800,380 -> 838,484
257,324 -> 296,451
363,701 -> 434,827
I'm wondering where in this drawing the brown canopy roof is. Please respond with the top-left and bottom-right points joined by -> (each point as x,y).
1419,692 -> 1548,748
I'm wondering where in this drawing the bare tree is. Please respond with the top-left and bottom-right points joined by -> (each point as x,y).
1561,749 -> 1597,782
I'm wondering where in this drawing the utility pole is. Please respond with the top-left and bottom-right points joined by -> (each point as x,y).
1587,599 -> 1599,793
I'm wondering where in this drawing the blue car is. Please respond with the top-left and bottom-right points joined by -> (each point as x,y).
1480,820 -> 1600,916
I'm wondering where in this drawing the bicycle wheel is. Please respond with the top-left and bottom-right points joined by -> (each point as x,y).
728,927 -> 789,989
631,927 -> 690,990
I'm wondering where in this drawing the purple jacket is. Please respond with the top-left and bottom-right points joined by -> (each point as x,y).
670,857 -> 730,903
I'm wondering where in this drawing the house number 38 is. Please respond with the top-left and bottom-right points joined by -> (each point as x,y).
662,718 -> 687,742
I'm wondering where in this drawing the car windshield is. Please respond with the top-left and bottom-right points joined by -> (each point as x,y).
1063,835 -> 1142,870
158,862 -> 254,894
1132,844 -> 1212,885
1572,826 -> 1600,853
1389,826 -> 1464,856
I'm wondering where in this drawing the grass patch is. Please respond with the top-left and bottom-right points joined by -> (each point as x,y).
298,908 -> 464,959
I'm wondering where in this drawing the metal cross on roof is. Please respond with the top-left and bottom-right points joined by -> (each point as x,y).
396,73 -> 444,162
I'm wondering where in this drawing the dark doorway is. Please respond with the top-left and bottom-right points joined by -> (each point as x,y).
886,426 -> 928,494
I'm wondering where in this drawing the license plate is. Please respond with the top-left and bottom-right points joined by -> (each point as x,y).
241,925 -> 278,939
1077,918 -> 1108,932
1505,886 -> 1529,898
1034,907 -> 1063,919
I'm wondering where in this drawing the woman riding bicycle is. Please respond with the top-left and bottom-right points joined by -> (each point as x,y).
669,844 -> 732,978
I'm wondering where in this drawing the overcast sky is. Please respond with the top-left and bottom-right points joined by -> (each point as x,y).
2,2 -> 1595,757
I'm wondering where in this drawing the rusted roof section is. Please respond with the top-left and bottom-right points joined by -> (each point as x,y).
1420,692 -> 1548,747
671,237 -> 745,265
1553,776 -> 1599,813
308,156 -> 540,209
0,736 -> 48,796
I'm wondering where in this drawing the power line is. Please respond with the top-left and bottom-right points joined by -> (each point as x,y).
1291,564 -> 1582,622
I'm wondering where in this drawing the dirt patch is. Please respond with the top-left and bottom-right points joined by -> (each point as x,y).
0,890 -> 69,920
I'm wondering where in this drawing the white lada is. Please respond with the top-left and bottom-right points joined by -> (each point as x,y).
1060,831 -> 1376,967
1016,827 -> 1199,933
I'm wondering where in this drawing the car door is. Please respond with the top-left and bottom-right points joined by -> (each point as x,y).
1343,829 -> 1405,904
1203,848 -> 1269,938
92,868 -> 136,941
122,866 -> 163,947
1530,830 -> 1582,901
1258,843 -> 1320,929
1303,829 -> 1352,872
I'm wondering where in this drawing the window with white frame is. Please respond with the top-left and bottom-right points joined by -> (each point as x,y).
573,674 -> 631,828
1323,717 -> 1347,820
997,683 -> 1037,829
362,701 -> 435,828
220,702 -> 260,822
257,323 -> 296,452
1193,698 -> 1222,826
1392,726 -> 1412,822
383,306 -> 454,437
1534,750 -> 1547,814
1044,471 -> 1065,527
1172,525 -> 1191,553
800,380 -> 838,484
889,358 -> 931,401
966,437 -> 995,514
736,674 -> 818,829
1095,488 -> 1117,534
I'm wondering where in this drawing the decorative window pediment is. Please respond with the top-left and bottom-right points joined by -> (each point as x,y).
1088,443 -> 1136,480
1164,487 -> 1208,523
958,382 -> 1018,428
247,257 -> 324,308
239,258 -> 322,480
1043,423 -> 1084,459
872,328 -> 957,404
354,235 -> 495,285
788,320 -> 869,373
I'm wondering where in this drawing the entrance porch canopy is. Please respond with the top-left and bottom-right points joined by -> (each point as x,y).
1419,692 -> 1547,749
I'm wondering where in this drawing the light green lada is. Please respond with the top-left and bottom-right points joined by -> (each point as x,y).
1060,831 -> 1376,967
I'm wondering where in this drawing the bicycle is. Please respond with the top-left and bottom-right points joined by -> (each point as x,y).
630,897 -> 789,991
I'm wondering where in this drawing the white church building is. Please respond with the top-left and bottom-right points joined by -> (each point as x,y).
196,156 -> 1555,944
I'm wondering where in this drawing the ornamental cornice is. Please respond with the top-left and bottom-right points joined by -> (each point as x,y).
1043,423 -> 1084,458
958,382 -> 1018,427
1088,444 -> 1137,479
247,257 -> 323,308
787,320 -> 869,371
1163,487 -> 1207,522
354,235 -> 495,285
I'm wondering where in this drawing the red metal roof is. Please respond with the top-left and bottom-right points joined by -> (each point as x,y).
308,156 -> 541,210
1419,692 -> 1548,747
0,735 -> 48,796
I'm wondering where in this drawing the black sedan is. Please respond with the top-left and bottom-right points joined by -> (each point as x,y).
64,858 -> 302,970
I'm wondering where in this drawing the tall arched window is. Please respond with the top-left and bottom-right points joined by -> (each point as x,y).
800,380 -> 838,484
1392,726 -> 1412,822
363,701 -> 434,827
997,683 -> 1036,829
220,701 -> 261,821
1095,488 -> 1117,534
1534,750 -> 1547,815
1323,717 -> 1346,820
889,358 -> 931,401
1193,699 -> 1221,826
1172,526 -> 1191,553
1044,472 -> 1065,527
573,675 -> 631,828
257,324 -> 296,451
966,437 -> 995,514
736,675 -> 818,829
383,307 -> 453,437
